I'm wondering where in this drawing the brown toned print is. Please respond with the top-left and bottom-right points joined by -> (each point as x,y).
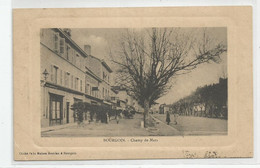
13,7 -> 253,160
40,27 -> 227,137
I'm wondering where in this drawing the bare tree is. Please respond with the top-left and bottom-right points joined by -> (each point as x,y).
112,28 -> 227,127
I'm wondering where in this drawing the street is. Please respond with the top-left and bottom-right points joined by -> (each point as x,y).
41,114 -> 180,137
152,114 -> 228,136
41,113 -> 227,137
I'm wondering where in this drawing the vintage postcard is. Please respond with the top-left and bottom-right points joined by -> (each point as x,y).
13,7 -> 253,160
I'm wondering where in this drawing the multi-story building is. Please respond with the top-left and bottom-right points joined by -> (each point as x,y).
150,104 -> 159,114
84,46 -> 113,106
110,87 -> 119,110
159,104 -> 170,114
111,86 -> 143,112
41,28 -> 89,127
40,28 -> 113,128
84,66 -> 103,105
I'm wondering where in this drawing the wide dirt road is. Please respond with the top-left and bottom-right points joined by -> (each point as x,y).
152,114 -> 227,136
41,114 -> 181,137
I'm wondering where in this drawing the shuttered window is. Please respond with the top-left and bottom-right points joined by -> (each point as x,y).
60,69 -> 63,85
60,38 -> 65,56
54,32 -> 59,53
71,75 -> 73,89
66,72 -> 70,87
86,83 -> 89,94
66,44 -> 70,60
50,65 -> 53,82
75,78 -> 78,90
72,50 -> 76,65
54,66 -> 58,84
76,53 -> 79,67
80,80 -> 82,92
64,71 -> 67,87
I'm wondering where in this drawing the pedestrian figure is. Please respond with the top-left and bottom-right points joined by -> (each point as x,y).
173,112 -> 178,125
114,110 -> 119,124
166,111 -> 171,125
116,115 -> 119,124
106,112 -> 109,124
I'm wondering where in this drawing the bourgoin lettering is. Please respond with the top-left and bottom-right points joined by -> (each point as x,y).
103,138 -> 126,142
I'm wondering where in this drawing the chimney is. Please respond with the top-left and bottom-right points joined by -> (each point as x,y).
84,45 -> 91,56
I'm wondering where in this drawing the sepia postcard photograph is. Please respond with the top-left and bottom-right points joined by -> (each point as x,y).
13,7 -> 253,160
40,27 -> 228,137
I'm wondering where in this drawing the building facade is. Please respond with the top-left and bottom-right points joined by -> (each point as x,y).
159,104 -> 170,114
40,28 -> 114,128
40,28 -> 146,128
41,28 -> 90,127
84,68 -> 103,105
111,86 -> 143,112
84,48 -> 113,106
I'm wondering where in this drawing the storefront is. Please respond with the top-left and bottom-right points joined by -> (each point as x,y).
41,82 -> 86,128
49,93 -> 64,126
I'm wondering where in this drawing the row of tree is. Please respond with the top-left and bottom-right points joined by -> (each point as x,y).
170,78 -> 228,119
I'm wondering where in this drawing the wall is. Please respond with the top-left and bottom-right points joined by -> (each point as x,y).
86,56 -> 102,78
85,73 -> 101,99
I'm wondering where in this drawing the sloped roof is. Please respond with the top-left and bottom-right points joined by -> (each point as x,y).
85,66 -> 102,82
55,28 -> 88,58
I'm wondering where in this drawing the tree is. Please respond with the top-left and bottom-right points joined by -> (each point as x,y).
112,28 -> 227,127
171,77 -> 228,119
71,102 -> 85,125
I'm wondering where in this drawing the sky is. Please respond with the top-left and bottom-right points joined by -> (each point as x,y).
70,28 -> 227,105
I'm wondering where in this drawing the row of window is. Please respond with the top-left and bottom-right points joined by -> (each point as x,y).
50,65 -> 83,92
53,32 -> 85,70
42,30 -> 112,100
85,83 -> 100,98
102,71 -> 110,83
102,87 -> 110,100
49,65 -> 109,99
41,29 -> 112,87
85,83 -> 111,100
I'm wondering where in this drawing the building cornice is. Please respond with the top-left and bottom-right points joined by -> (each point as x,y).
45,82 -> 84,96
45,82 -> 104,102
101,61 -> 113,73
85,94 -> 103,102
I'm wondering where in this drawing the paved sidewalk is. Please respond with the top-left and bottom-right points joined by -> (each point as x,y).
41,122 -> 77,133
42,114 -> 149,137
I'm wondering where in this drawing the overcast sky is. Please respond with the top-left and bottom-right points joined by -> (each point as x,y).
70,28 -> 227,105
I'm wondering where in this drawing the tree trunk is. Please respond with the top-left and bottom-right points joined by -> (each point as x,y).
143,99 -> 150,128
